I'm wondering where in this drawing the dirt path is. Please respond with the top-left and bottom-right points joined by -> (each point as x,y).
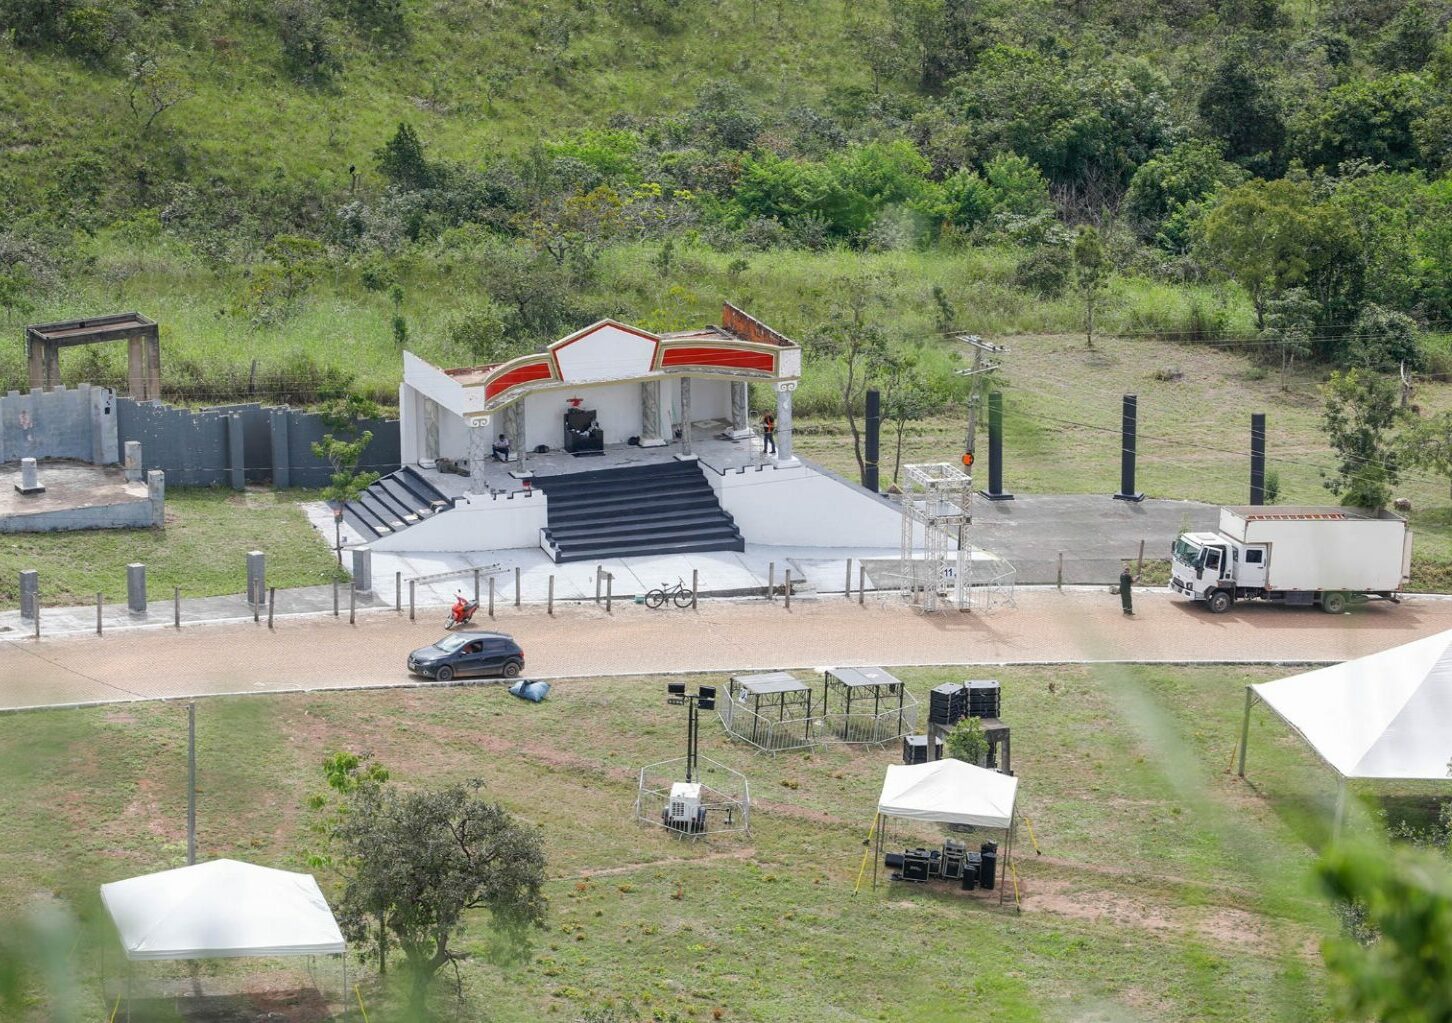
1,590 -> 1447,710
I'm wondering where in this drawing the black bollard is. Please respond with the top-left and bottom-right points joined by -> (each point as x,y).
1113,394 -> 1145,502
864,388 -> 881,493
1250,413 -> 1266,505
982,391 -> 1013,501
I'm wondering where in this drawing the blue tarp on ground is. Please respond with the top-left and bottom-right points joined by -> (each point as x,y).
509,680 -> 550,703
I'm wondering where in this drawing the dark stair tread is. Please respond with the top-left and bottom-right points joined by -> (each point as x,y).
398,466 -> 453,504
532,462 -> 701,488
553,537 -> 746,562
550,523 -> 741,550
546,512 -> 738,540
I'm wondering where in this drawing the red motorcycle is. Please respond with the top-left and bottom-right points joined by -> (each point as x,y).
444,593 -> 480,630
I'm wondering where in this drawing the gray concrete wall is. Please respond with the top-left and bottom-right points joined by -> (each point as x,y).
116,399 -> 230,486
0,385 -> 118,463
0,498 -> 154,533
284,412 -> 400,488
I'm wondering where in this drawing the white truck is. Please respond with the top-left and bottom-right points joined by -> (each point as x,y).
1170,506 -> 1412,613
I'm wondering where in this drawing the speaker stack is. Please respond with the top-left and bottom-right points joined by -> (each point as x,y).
979,841 -> 998,890
929,683 -> 968,726
964,680 -> 1001,718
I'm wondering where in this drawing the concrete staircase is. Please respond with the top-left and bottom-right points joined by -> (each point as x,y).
338,467 -> 454,539
534,460 -> 744,563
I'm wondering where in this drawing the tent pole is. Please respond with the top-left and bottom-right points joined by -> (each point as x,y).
1001,815 -> 1016,907
342,951 -> 348,1022
1333,778 -> 1348,840
1237,688 -> 1254,778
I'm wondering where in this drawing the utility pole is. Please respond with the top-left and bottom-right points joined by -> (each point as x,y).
954,334 -> 1009,463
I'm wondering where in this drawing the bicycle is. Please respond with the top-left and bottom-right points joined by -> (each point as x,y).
644,577 -> 695,609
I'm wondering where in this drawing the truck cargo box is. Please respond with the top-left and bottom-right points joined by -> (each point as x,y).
1219,506 -> 1410,593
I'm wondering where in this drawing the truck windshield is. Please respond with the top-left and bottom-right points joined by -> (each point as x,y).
1172,538 -> 1201,567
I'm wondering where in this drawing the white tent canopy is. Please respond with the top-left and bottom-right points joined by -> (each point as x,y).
877,758 -> 1019,829
100,859 -> 345,962
1246,628 -> 1452,781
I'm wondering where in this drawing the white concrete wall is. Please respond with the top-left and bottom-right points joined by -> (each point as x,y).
706,461 -> 916,548
555,324 -> 657,383
370,489 -> 549,552
523,380 -> 648,447
402,351 -> 486,418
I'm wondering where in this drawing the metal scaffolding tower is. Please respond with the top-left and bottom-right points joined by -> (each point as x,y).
898,461 -> 1015,613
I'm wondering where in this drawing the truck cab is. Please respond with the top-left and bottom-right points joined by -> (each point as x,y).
1170,532 -> 1268,612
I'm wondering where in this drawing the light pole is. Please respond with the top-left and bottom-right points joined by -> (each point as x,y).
666,682 -> 716,782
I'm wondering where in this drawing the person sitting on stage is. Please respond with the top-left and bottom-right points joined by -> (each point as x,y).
492,433 -> 511,462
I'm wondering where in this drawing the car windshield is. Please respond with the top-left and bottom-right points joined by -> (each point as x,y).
1172,538 -> 1202,568
432,634 -> 470,653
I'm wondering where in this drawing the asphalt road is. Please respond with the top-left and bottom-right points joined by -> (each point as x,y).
1,589 -> 1447,711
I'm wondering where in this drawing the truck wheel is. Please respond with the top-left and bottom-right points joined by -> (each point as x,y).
1322,591 -> 1348,614
1206,590 -> 1232,614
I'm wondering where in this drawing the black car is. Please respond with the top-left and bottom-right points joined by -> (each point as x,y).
407,632 -> 524,682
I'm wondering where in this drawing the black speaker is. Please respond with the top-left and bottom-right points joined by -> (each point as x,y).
960,864 -> 978,890
903,853 -> 930,882
980,850 -> 997,890
884,853 -> 904,869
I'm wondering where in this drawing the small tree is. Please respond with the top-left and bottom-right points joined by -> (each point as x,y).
335,780 -> 547,1014
377,122 -> 433,191
809,277 -> 893,482
124,51 -> 191,134
946,716 -> 988,766
1321,369 -> 1404,510
312,393 -> 383,503
878,350 -> 934,484
1398,411 -> 1452,499
1072,226 -> 1108,349
1260,287 -> 1318,391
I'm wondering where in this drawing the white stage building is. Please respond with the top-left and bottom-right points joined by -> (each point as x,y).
351,303 -> 918,563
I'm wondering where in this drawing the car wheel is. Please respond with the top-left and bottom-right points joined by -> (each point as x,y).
502,659 -> 522,678
1207,590 -> 1232,614
1322,591 -> 1348,614
435,665 -> 454,682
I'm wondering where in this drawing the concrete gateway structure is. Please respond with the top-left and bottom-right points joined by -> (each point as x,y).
360,303 -> 911,561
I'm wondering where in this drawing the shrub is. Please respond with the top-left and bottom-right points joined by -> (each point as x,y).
277,0 -> 341,83
1011,246 -> 1071,299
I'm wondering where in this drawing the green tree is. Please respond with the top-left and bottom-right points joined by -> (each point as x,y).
1398,411 -> 1452,499
1296,74 -> 1433,173
277,0 -> 341,84
810,277 -> 893,482
1072,226 -> 1108,349
1346,303 -> 1421,373
1260,287 -> 1319,391
334,780 -> 547,1014
377,122 -> 434,190
1321,369 -> 1404,510
1123,139 -> 1245,251
1197,49 -> 1287,176
946,716 -> 988,765
1318,841 -> 1452,1023
312,392 -> 384,503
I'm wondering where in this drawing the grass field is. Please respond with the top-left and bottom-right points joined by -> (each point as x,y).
0,488 -> 343,606
0,662 -> 1369,1021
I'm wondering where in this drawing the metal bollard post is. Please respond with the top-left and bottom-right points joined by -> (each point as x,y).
473,568 -> 480,603
488,576 -> 495,618
333,580 -> 339,617
548,575 -> 555,616
515,566 -> 521,607
784,569 -> 792,610
409,580 -> 416,622
396,571 -> 402,613
33,596 -> 40,640
267,587 -> 275,629
859,564 -> 866,605
349,584 -> 356,625
768,562 -> 775,601
1137,538 -> 1145,576
605,572 -> 613,614
174,586 -> 181,629
845,558 -> 852,599
1057,552 -> 1064,590
691,569 -> 698,610
96,592 -> 103,636
595,566 -> 602,604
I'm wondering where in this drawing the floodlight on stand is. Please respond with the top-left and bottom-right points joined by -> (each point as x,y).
667,682 -> 686,695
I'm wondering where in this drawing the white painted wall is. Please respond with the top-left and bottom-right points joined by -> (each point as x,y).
706,461 -> 920,548
403,351 -> 485,418
370,490 -> 549,552
522,380 -> 651,447
555,324 -> 657,383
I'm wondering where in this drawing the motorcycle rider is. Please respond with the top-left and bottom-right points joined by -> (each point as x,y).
451,591 -> 472,625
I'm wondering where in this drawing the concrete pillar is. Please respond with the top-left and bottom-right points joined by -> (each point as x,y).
26,340 -> 46,392
729,381 -> 750,439
1113,394 -> 1144,502
15,458 -> 43,494
774,382 -> 796,462
864,388 -> 880,492
18,570 -> 38,620
126,563 -> 146,614
467,422 -> 490,495
127,336 -> 144,397
512,401 -> 527,471
124,440 -> 143,482
1250,413 -> 1266,505
352,545 -> 373,593
43,345 -> 60,391
147,470 -> 165,526
680,377 -> 693,455
226,414 -> 245,491
424,398 -> 440,464
270,408 -> 291,489
640,380 -> 661,442
145,335 -> 162,402
246,551 -> 265,606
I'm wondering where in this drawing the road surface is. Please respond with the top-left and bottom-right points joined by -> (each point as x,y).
1,589 -> 1447,711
